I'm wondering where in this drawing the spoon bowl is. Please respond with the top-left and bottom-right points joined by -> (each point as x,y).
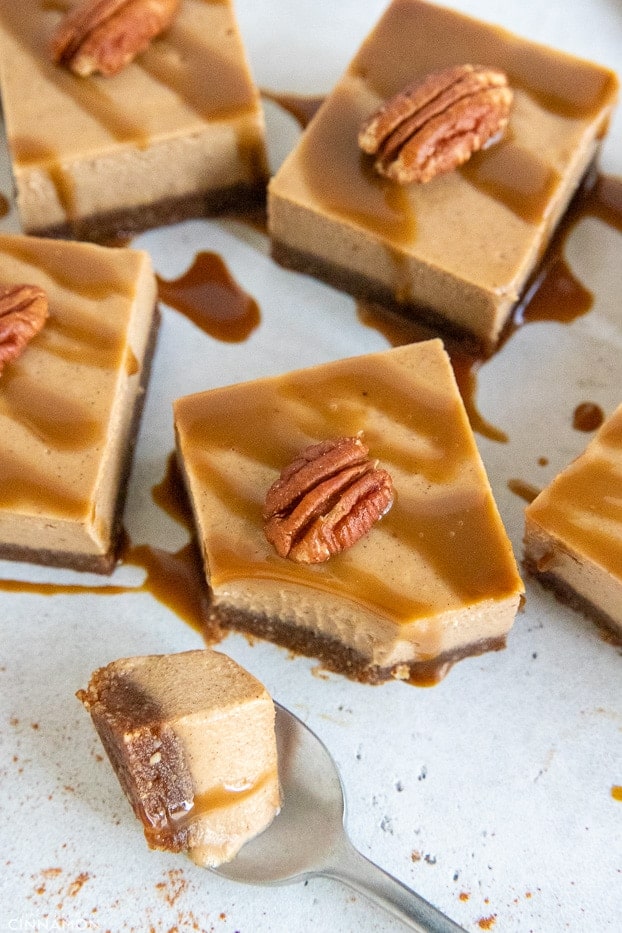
213,703 -> 465,932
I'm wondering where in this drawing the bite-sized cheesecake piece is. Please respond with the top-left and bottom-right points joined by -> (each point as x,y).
268,0 -> 618,352
0,233 -> 157,572
174,339 -> 524,684
524,404 -> 622,642
78,649 -> 281,867
0,0 -> 268,242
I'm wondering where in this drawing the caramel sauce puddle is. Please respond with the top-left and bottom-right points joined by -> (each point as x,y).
359,169 -> 622,444
156,251 -> 260,343
0,455 -> 211,634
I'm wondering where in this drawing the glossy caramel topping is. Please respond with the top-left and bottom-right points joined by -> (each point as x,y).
299,83 -> 416,245
181,769 -> 278,822
0,234 -> 144,518
459,140 -> 560,225
0,2 -> 259,151
157,252 -> 260,343
296,0 -> 617,242
356,301 -> 508,442
352,0 -> 618,120
0,449 -> 89,514
176,345 -> 521,622
0,366 -> 102,450
527,405 -> 622,578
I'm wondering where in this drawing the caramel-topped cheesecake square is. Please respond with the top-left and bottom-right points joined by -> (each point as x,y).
78,649 -> 281,867
268,0 -> 618,352
174,339 -> 524,684
0,234 -> 157,572
0,0 -> 268,241
524,404 -> 622,641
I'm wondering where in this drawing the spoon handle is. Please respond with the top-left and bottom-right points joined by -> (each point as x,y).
323,836 -> 465,932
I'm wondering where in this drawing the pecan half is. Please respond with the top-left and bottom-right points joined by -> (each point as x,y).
263,436 -> 394,564
0,285 -> 49,375
358,64 -> 513,184
50,0 -> 181,77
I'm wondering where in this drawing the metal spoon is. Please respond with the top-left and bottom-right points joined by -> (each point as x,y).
213,703 -> 465,932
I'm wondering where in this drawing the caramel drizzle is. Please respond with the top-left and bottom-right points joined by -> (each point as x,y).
0,1 -> 261,218
527,408 -> 622,577
300,0 -> 617,245
175,769 -> 278,825
179,356 -> 520,622
0,237 -> 136,509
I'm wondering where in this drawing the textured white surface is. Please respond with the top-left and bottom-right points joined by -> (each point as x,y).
1,2 -> 621,932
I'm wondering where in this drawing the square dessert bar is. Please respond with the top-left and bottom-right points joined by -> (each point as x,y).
0,233 -> 158,572
0,0 -> 268,241
174,339 -> 524,684
78,649 -> 281,867
524,404 -> 622,642
268,0 -> 618,352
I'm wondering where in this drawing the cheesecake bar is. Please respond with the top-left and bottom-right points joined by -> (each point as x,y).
524,404 -> 622,641
0,0 -> 268,242
268,0 -> 618,352
0,233 -> 157,572
78,649 -> 281,867
174,339 -> 524,684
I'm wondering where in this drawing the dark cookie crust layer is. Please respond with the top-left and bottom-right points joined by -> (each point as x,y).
208,602 -> 507,685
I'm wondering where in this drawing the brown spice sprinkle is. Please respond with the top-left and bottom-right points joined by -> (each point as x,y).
263,435 -> 394,563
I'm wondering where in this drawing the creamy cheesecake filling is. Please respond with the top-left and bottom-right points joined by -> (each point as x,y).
0,0 -> 268,237
175,340 -> 524,680
268,0 -> 618,349
78,650 -> 281,867
0,234 -> 157,569
525,404 -> 622,638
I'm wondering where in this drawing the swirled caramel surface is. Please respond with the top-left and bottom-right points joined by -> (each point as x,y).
526,405 -> 622,584
175,340 -> 523,667
268,0 -> 618,348
0,234 -> 156,561
0,1 -> 267,232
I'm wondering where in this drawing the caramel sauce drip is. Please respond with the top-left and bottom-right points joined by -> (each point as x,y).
179,357 -> 520,622
572,402 -> 605,432
261,90 -> 325,130
612,786 -> 622,802
177,769 -> 278,824
527,407 -> 622,578
120,534 -> 210,633
0,455 -> 211,633
359,171 -> 622,443
507,479 -> 540,504
356,303 -> 507,443
138,25 -> 258,122
157,252 -> 260,343
299,83 -> 416,245
459,140 -> 560,225
0,193 -> 10,218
